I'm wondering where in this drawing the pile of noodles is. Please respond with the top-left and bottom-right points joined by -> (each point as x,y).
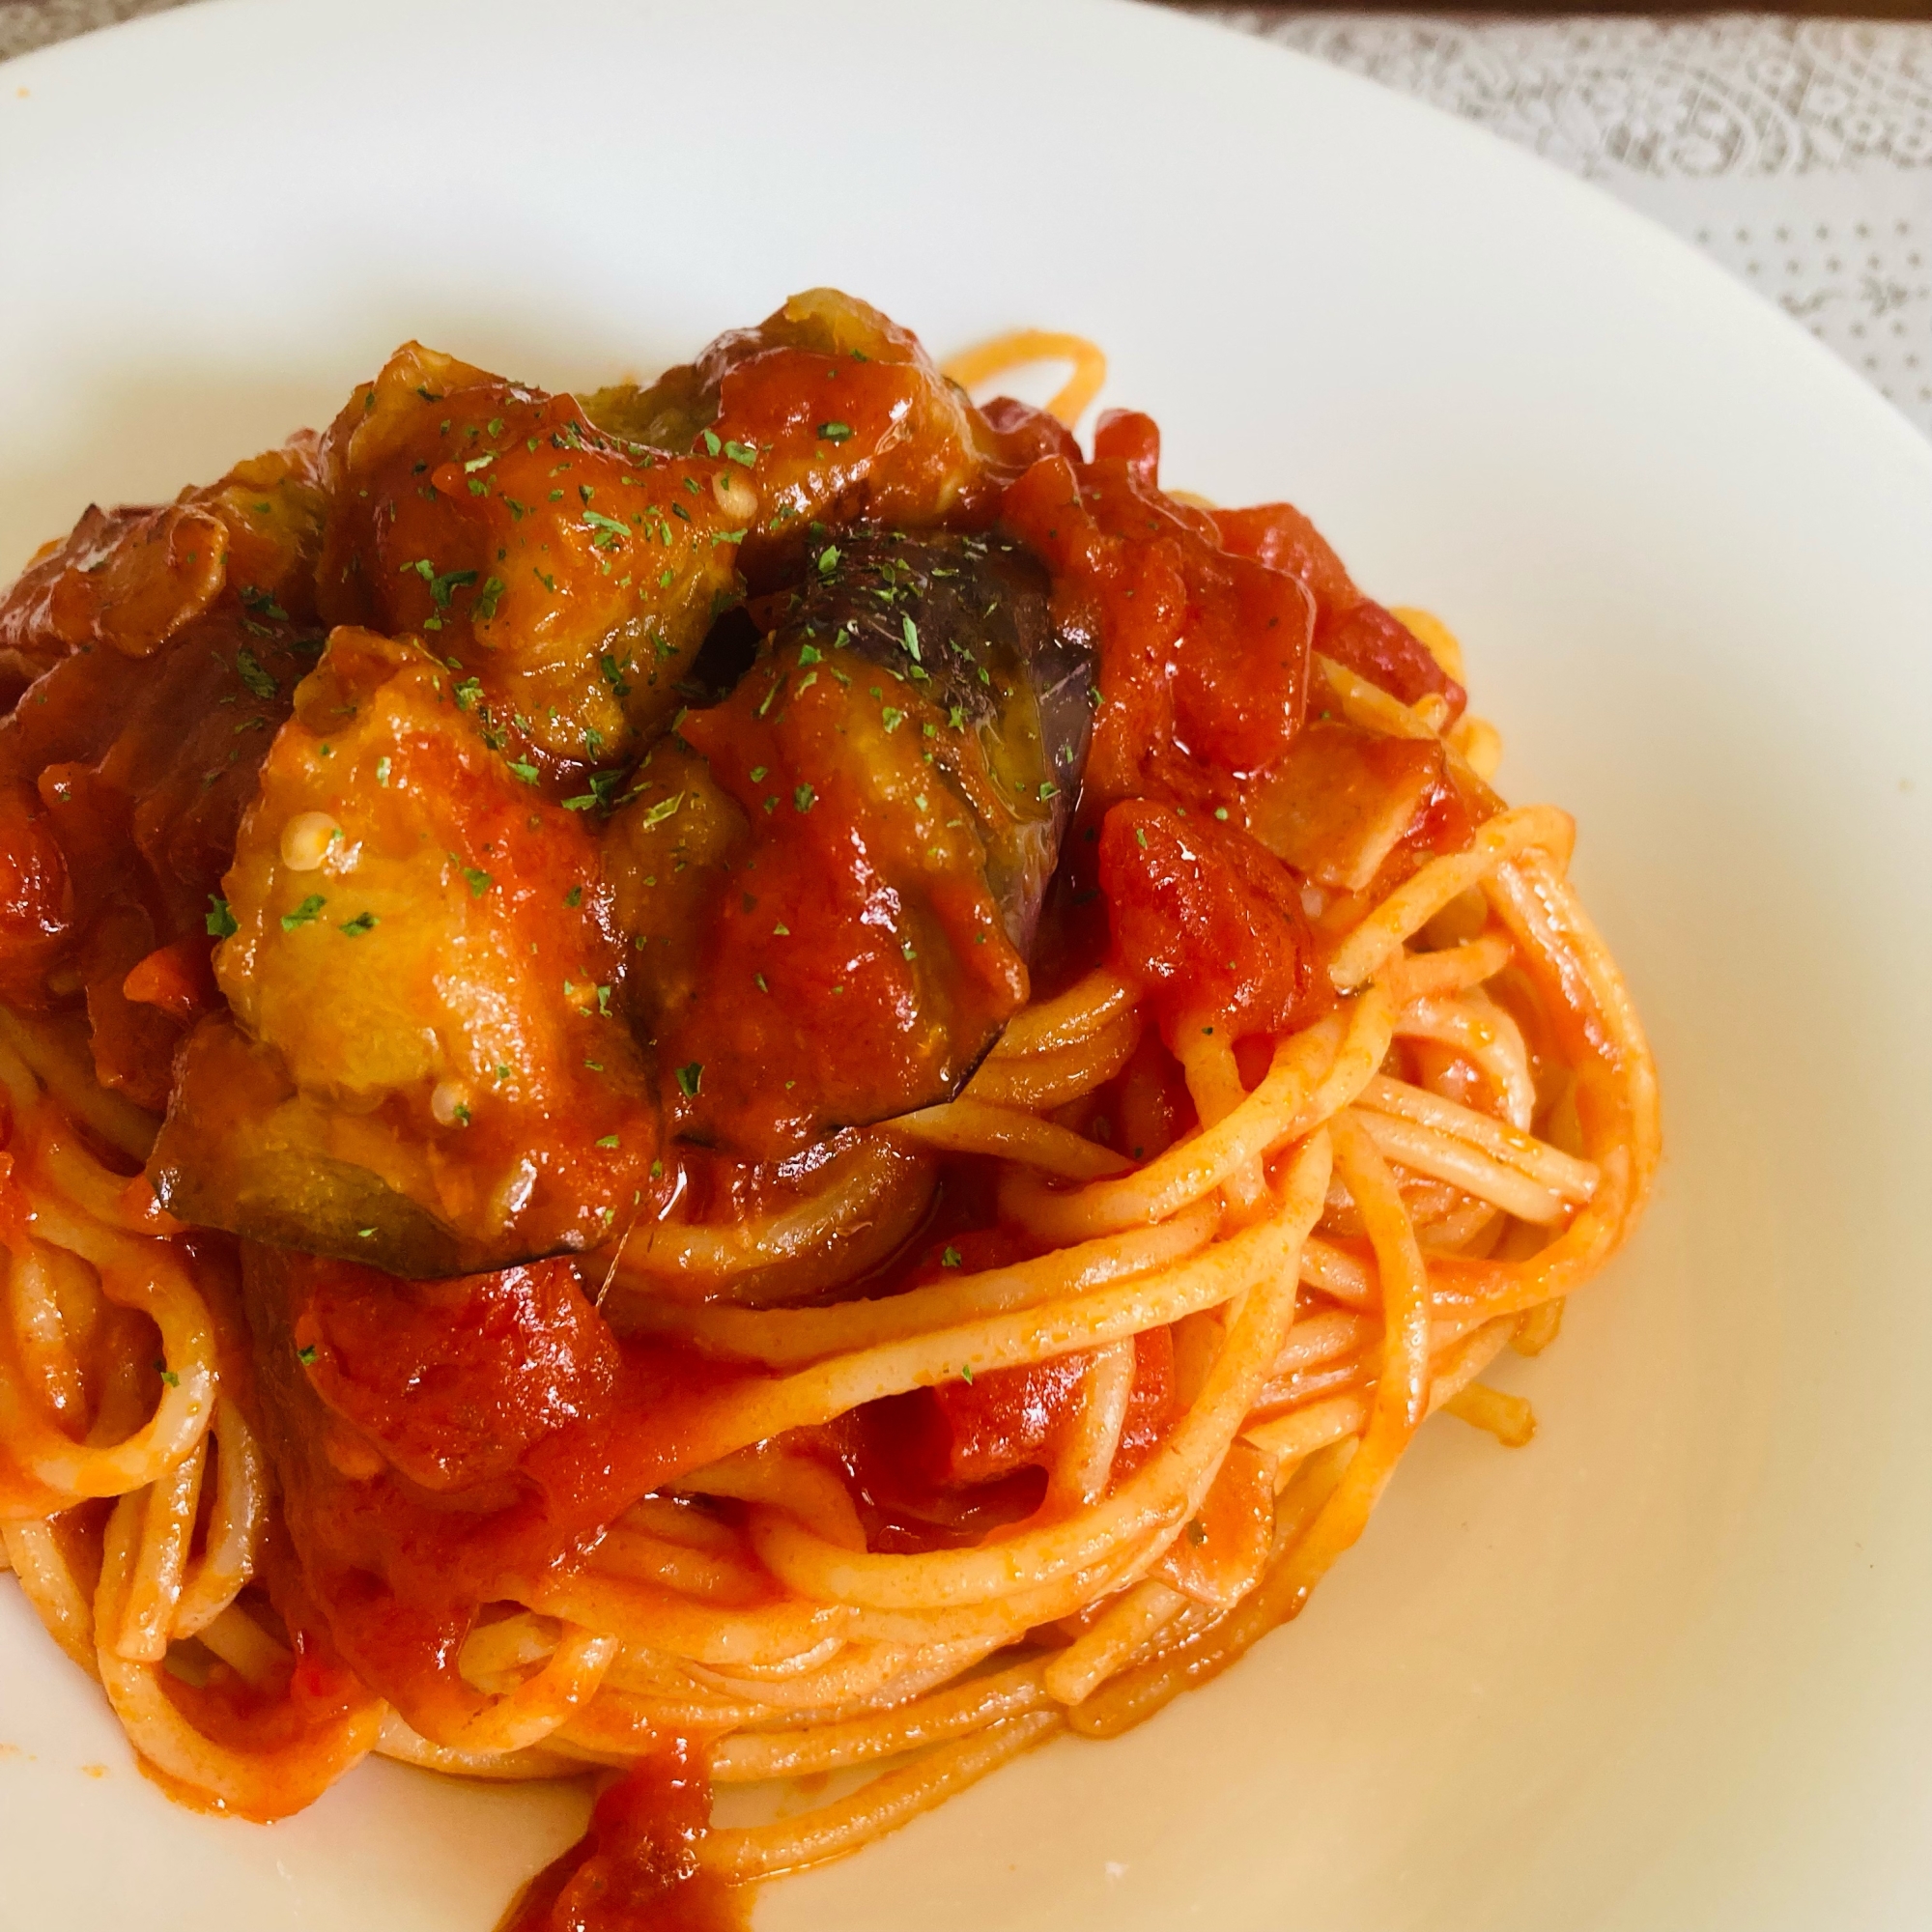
0,334 -> 1657,1902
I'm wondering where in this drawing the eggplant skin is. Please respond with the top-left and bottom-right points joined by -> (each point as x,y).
773,529 -> 1094,958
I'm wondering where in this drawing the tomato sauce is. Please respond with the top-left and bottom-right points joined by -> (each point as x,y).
0,438 -> 327,1101
243,1246 -> 778,1741
1000,417 -> 1316,808
504,1741 -> 747,1932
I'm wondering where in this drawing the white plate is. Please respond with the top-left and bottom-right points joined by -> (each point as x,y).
4,2 -> 1932,1927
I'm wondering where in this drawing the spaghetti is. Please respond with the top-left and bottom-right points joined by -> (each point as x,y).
0,295 -> 1657,1931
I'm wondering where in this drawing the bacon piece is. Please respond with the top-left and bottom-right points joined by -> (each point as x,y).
1245,718 -> 1459,893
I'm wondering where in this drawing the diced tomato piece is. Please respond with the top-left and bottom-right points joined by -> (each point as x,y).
1098,800 -> 1329,1044
291,1258 -> 620,1492
1001,444 -> 1314,794
122,934 -> 219,1024
504,1738 -> 735,1932
923,1326 -> 1176,1489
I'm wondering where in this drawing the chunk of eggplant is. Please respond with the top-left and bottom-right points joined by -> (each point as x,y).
147,626 -> 661,1277
609,529 -> 1093,1159
315,344 -> 752,771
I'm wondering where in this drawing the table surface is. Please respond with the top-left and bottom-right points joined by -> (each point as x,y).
3,1 -> 1928,435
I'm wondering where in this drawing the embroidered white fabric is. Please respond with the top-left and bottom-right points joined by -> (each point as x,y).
3,2 -> 1928,433
0,0 -> 184,59
1212,12 -> 1932,434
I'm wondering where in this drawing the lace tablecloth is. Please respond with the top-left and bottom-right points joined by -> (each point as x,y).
1216,12 -> 1931,435
4,2 -> 1928,435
